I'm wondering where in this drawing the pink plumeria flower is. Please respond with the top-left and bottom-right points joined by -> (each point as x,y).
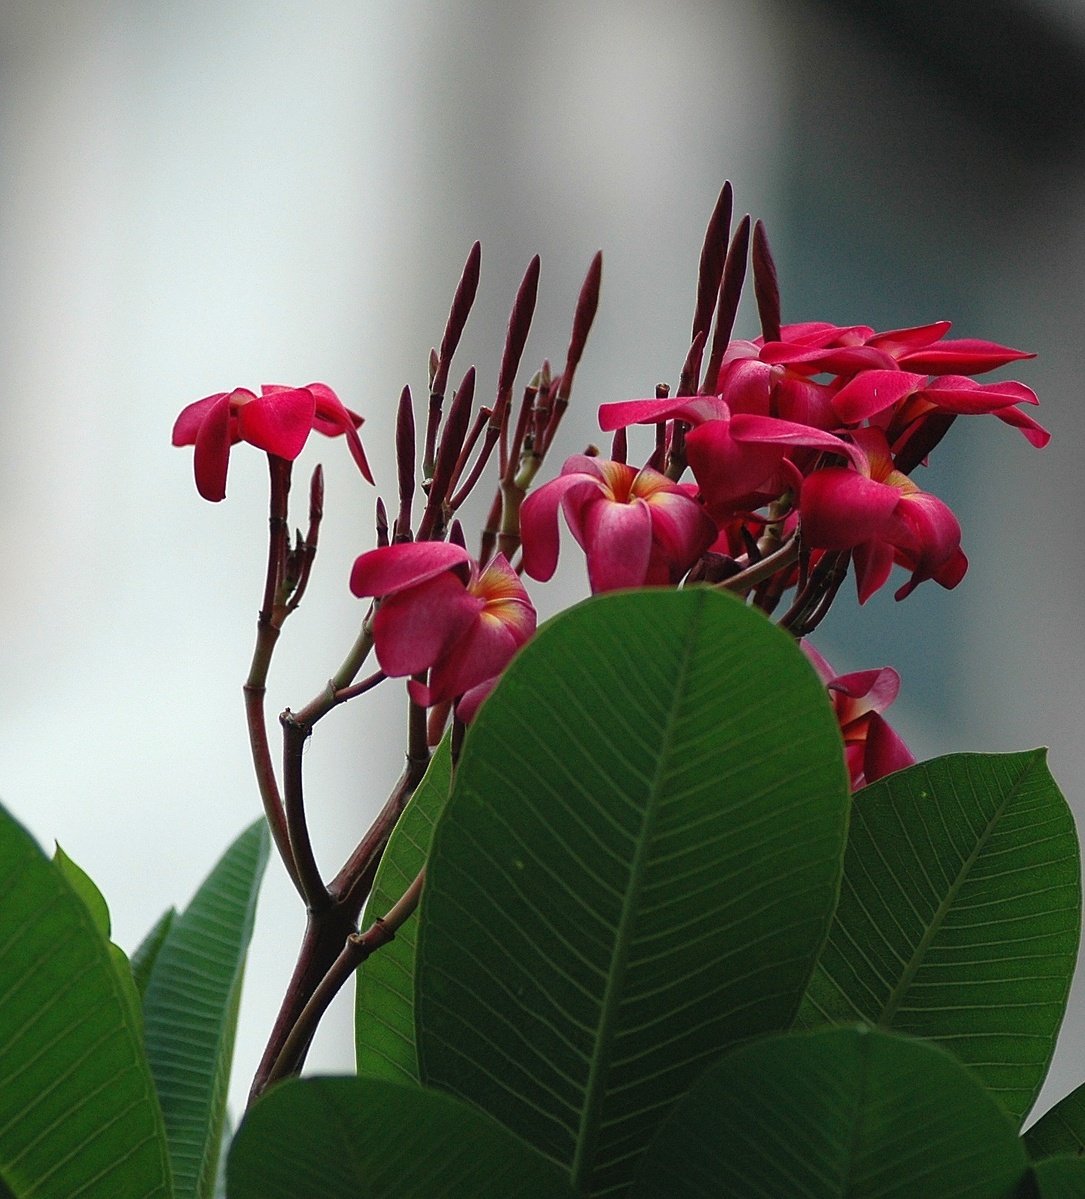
802,642 -> 915,791
173,382 -> 372,501
799,427 -> 967,603
350,542 -> 536,710
598,395 -> 862,520
520,455 -> 717,593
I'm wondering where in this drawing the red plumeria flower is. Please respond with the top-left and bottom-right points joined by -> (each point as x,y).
172,382 -> 373,501
520,455 -> 717,593
799,427 -> 967,603
350,542 -> 536,710
598,396 -> 862,520
802,642 -> 915,790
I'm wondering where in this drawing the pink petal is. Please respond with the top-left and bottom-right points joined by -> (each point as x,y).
427,609 -> 523,703
853,540 -> 895,604
829,666 -> 901,717
991,405 -> 1050,448
581,496 -> 654,592
860,713 -> 915,784
897,338 -> 1034,375
920,375 -> 1040,413
644,490 -> 717,573
685,422 -> 784,512
800,640 -> 835,684
598,395 -> 729,431
307,382 -> 374,483
192,394 -> 233,502
455,675 -> 499,724
350,541 -> 471,598
520,473 -> 600,581
237,387 -> 316,460
757,342 -> 898,373
172,392 -> 230,446
729,414 -> 863,468
800,469 -> 900,550
865,320 -> 951,355
831,370 -> 927,423
372,571 -> 479,676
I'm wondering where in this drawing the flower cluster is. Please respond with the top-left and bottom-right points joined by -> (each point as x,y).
591,319 -> 1043,605
172,189 -> 1044,784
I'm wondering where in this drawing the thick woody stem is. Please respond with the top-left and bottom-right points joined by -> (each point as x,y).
260,869 -> 427,1094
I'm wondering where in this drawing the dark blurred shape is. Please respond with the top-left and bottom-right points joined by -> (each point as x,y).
816,0 -> 1085,160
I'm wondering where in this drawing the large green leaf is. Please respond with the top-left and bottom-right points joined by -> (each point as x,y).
0,802 -> 172,1198
797,751 -> 1080,1122
1024,1081 -> 1085,1159
355,735 -> 453,1082
631,1025 -> 1029,1198
416,588 -> 850,1196
227,1076 -> 577,1198
141,818 -> 270,1199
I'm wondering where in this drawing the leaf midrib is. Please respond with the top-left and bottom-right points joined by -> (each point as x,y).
568,594 -> 703,1192
876,756 -> 1036,1027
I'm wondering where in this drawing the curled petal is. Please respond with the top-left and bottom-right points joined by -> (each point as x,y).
172,392 -> 230,446
350,541 -> 471,598
643,489 -> 717,573
800,469 -> 900,549
427,606 -> 526,703
828,666 -> 902,718
192,394 -> 233,502
990,405 -> 1050,448
306,382 -> 374,482
520,474 -> 601,581
372,571 -> 479,676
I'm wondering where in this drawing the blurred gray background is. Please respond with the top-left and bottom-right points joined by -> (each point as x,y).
2,0 -> 1083,1119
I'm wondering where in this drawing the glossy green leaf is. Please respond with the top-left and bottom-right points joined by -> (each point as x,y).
1024,1081 -> 1085,1159
228,1076 -> 577,1198
797,751 -> 1080,1122
1024,1156 -> 1085,1198
0,802 -> 172,1198
416,588 -> 850,1196
632,1026 -> 1028,1198
356,735 -> 453,1082
131,908 -> 178,1000
141,818 -> 270,1199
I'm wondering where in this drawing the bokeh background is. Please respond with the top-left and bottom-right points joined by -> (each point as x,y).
2,0 -> 1083,1119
